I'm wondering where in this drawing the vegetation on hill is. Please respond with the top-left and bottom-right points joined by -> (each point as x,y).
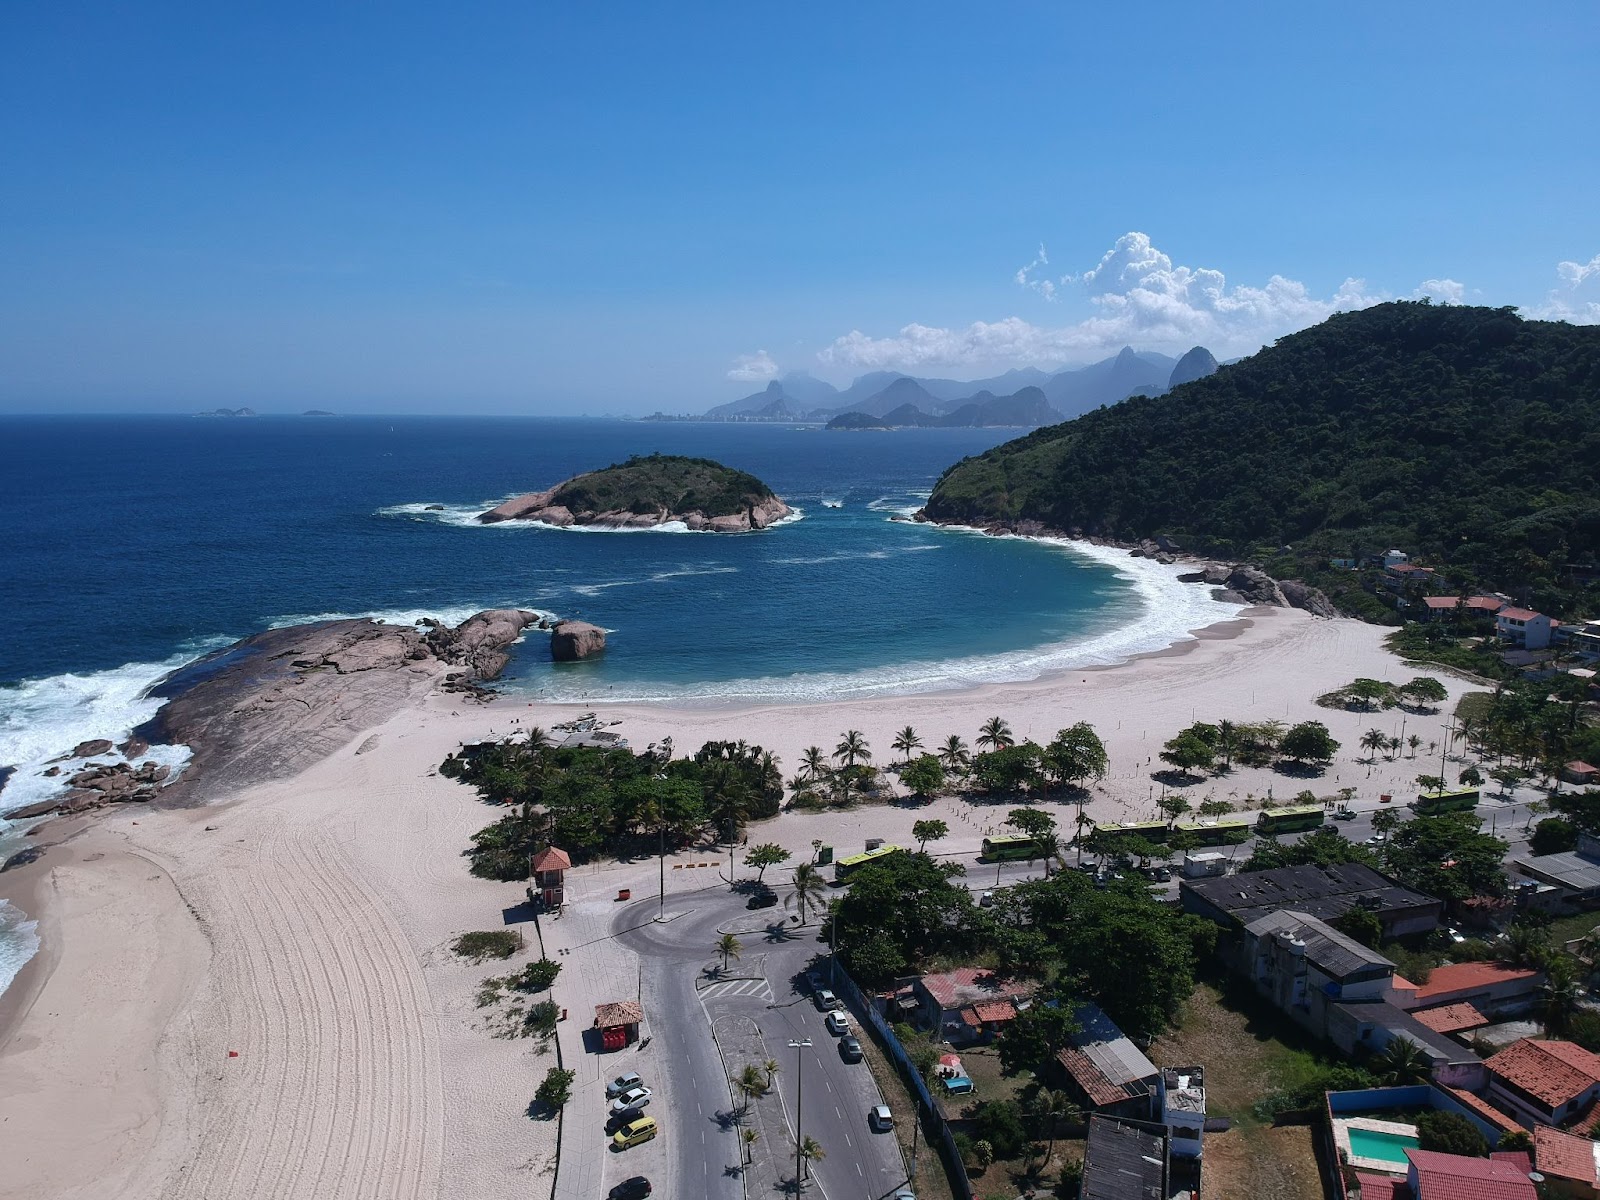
923,302 -> 1600,614
548,453 -> 777,517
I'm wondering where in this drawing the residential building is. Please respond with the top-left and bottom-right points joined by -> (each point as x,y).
1485,1039 -> 1600,1128
1391,961 -> 1544,1017
1422,595 -> 1462,621
1243,910 -> 1395,1009
1464,595 -> 1508,618
1055,1002 -> 1160,1118
1497,606 -> 1554,651
1411,1002 -> 1491,1040
1181,862 -> 1442,940
1157,1066 -> 1206,1160
1404,1148 -> 1538,1200
1081,1115 -> 1169,1200
1327,1000 -> 1485,1088
908,967 -> 1034,1044
1534,1124 -> 1600,1198
1510,835 -> 1600,908
1383,549 -> 1411,568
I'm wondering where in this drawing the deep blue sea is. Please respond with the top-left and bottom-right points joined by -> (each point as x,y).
0,414 -> 1240,990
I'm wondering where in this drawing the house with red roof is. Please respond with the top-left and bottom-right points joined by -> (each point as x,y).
1054,1002 -> 1160,1119
1397,961 -> 1543,1019
1465,595 -> 1507,617
909,966 -> 1035,1044
1404,1147 -> 1538,1200
1413,1002 -> 1491,1038
1563,762 -> 1600,787
1535,1124 -> 1600,1197
1422,595 -> 1463,621
1485,1039 -> 1600,1128
1497,606 -> 1554,651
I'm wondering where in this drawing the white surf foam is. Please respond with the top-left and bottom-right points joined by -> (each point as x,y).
0,897 -> 40,1003
0,647 -> 220,816
379,500 -> 806,534
527,534 -> 1243,705
569,566 -> 739,599
263,602 -> 555,630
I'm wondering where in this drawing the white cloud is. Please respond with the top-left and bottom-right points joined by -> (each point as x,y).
1412,279 -> 1466,304
824,231 -> 1387,370
1531,254 -> 1600,323
726,349 -> 779,382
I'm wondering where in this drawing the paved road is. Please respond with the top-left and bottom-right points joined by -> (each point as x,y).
614,886 -> 909,1200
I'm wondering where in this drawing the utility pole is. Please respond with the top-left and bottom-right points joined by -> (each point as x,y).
789,1038 -> 812,1189
657,823 -> 666,920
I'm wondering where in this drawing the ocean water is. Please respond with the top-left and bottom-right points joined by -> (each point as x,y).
0,414 -> 1241,993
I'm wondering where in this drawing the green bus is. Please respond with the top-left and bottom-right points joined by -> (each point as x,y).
1173,817 -> 1253,846
981,835 -> 1042,862
1255,804 -> 1326,834
834,844 -> 903,881
1090,820 -> 1172,846
1414,788 -> 1479,814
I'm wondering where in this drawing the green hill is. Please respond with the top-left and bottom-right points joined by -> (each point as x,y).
546,454 -> 776,515
923,302 -> 1600,614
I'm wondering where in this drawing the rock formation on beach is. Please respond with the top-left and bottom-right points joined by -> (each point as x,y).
549,620 -> 606,661
478,453 -> 790,532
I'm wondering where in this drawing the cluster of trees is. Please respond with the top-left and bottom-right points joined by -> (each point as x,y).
792,719 -> 1110,809
924,301 -> 1600,618
1319,675 -> 1448,713
1159,718 -> 1339,776
829,847 -> 1214,1055
443,730 -> 782,874
546,453 -> 779,518
1454,679 -> 1600,787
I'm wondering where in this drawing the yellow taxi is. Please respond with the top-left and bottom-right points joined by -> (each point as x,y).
611,1115 -> 659,1149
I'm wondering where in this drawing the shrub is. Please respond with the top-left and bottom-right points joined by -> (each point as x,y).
969,1099 -> 1028,1159
534,1066 -> 576,1112
1417,1110 -> 1488,1157
524,1000 -> 560,1039
516,958 -> 562,992
452,930 -> 520,962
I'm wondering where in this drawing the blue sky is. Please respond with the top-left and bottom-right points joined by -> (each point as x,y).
1,2 -> 1595,413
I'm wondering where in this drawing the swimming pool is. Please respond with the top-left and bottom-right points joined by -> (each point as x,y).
1346,1126 -> 1421,1165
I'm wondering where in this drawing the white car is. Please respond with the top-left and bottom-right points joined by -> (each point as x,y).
825,1010 -> 850,1036
606,1071 -> 644,1099
609,1086 -> 653,1116
814,988 -> 838,1012
979,890 -> 995,907
869,1104 -> 894,1132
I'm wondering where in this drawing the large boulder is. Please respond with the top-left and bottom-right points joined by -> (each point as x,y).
1224,565 -> 1288,607
1280,580 -> 1338,618
550,620 -> 607,661
72,739 -> 114,758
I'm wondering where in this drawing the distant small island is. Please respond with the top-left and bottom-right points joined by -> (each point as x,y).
478,453 -> 791,532
303,409 -> 336,417
193,407 -> 257,418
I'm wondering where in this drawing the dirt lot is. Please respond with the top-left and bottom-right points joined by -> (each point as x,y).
1150,980 -> 1327,1197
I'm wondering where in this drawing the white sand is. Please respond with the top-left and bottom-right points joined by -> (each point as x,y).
0,607 -> 1480,1198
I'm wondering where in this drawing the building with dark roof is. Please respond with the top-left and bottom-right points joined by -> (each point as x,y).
1054,1002 -> 1159,1119
1081,1115 -> 1168,1200
1180,862 -> 1442,940
1327,1000 -> 1485,1089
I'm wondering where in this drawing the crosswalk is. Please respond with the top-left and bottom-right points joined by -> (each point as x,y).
698,976 -> 773,1003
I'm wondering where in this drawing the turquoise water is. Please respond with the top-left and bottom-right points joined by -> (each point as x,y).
1346,1127 -> 1420,1165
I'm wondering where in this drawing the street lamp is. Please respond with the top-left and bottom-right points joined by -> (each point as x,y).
788,1038 -> 813,1190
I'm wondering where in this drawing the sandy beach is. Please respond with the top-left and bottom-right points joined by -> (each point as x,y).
0,606 -> 1484,1199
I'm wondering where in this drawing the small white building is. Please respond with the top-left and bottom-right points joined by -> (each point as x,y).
1496,606 -> 1553,651
1158,1065 -> 1206,1160
1383,549 -> 1410,568
1182,851 -> 1228,878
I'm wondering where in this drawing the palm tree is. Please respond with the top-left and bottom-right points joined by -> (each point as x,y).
763,1057 -> 781,1088
522,725 -> 552,751
792,863 -> 827,925
1216,719 -> 1237,771
717,932 -> 742,974
799,1135 -> 825,1179
938,735 -> 970,775
1371,1036 -> 1430,1086
891,726 -> 922,763
799,745 -> 828,782
732,1063 -> 767,1114
1542,957 -> 1585,1036
834,730 -> 870,769
1360,728 -> 1388,762
1387,735 -> 1402,761
741,1127 -> 759,1164
977,716 -> 1014,752
1407,734 -> 1422,758
1028,1087 -> 1078,1167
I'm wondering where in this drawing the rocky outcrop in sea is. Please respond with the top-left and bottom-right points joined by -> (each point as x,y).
479,486 -> 791,532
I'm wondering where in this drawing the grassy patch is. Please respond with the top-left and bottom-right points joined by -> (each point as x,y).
452,929 -> 522,962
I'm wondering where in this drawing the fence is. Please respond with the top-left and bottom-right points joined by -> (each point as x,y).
833,963 -> 975,1200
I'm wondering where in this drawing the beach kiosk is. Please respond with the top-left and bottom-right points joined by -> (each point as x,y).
594,1000 -> 643,1052
530,845 -> 571,909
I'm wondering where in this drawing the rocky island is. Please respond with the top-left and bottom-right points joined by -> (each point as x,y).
478,453 -> 791,532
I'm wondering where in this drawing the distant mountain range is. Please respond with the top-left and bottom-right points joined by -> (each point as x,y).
684,346 -> 1218,429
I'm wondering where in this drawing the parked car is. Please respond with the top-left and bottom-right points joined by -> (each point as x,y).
611,1116 -> 659,1149
891,1191 -> 915,1200
606,1071 -> 645,1099
814,988 -> 838,1012
839,1035 -> 863,1063
609,1178 -> 653,1200
1334,807 -> 1358,821
979,890 -> 995,907
1365,833 -> 1388,846
609,1086 -> 653,1116
747,886 -> 779,909
825,1010 -> 850,1036
805,970 -> 826,992
869,1104 -> 894,1132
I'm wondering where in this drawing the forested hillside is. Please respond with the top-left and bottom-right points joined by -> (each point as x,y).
923,303 -> 1600,613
